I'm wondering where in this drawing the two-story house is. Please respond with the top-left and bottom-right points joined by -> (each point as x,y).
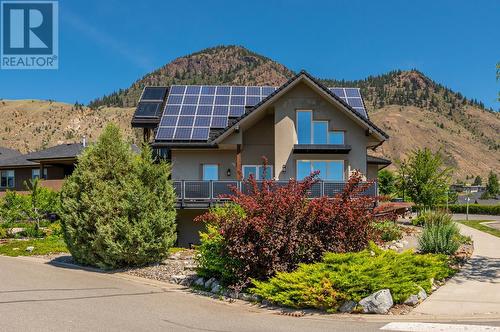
131,71 -> 391,246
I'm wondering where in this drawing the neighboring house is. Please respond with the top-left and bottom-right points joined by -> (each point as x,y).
132,70 -> 391,246
0,143 -> 84,193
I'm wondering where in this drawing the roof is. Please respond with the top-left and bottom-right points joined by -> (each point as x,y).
0,147 -> 21,160
151,70 -> 389,147
367,155 -> 392,165
0,154 -> 37,168
26,143 -> 84,161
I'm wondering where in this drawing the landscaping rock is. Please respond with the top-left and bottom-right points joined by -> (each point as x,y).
170,275 -> 187,284
359,289 -> 394,314
338,300 -> 357,313
210,281 -> 221,293
404,294 -> 419,306
418,287 -> 427,300
261,299 -> 273,306
388,245 -> 398,251
204,277 -> 216,289
238,293 -> 254,301
193,277 -> 205,287
395,242 -> 404,249
25,246 -> 34,252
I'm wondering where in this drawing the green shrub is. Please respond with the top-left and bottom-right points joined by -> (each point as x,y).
251,243 -> 455,311
0,227 -> 7,239
418,222 -> 461,255
412,210 -> 453,226
0,191 -> 30,224
59,124 -> 177,269
416,204 -> 500,216
372,220 -> 402,242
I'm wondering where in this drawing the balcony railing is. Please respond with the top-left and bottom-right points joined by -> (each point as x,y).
172,180 -> 377,207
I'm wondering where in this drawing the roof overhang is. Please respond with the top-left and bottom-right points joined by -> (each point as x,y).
293,144 -> 352,154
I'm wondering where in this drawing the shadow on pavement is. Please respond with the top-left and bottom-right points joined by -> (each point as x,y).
451,255 -> 500,284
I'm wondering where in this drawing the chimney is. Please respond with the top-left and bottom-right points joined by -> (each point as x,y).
82,136 -> 86,147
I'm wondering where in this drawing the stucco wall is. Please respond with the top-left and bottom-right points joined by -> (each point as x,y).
367,164 -> 379,181
241,114 -> 275,167
274,82 -> 368,180
176,209 -> 207,247
171,150 -> 237,180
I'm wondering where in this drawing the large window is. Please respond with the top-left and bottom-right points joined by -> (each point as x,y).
297,110 -> 345,145
296,160 -> 344,181
32,168 -> 48,180
202,164 -> 218,180
0,170 -> 15,188
297,111 -> 312,144
243,165 -> 273,180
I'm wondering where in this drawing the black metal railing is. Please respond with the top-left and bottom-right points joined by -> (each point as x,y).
172,180 -> 377,206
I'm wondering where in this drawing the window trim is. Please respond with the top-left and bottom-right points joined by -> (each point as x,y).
31,168 -> 48,180
0,169 -> 15,188
202,164 -> 219,181
296,160 -> 345,181
242,165 -> 274,180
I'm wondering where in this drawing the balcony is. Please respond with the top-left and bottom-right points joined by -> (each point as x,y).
172,180 -> 377,208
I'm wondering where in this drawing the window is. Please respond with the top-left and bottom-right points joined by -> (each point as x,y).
296,161 -> 344,181
297,111 -> 312,144
243,165 -> 273,180
313,121 -> 328,144
297,111 -> 346,145
202,164 -> 218,180
32,168 -> 48,180
328,131 -> 345,144
0,170 -> 15,188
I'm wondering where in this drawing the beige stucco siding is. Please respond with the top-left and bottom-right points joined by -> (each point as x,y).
241,114 -> 275,167
367,164 -> 379,181
176,209 -> 207,247
274,82 -> 368,180
171,150 -> 237,180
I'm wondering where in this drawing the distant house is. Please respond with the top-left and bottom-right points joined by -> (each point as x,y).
0,143 -> 84,193
132,70 -> 391,246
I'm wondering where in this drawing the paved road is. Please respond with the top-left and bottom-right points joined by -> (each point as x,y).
413,222 -> 500,319
0,256 -> 388,332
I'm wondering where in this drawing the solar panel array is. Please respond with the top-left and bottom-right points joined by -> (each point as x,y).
134,87 -> 168,118
328,88 -> 367,118
156,85 -> 277,141
153,85 -> 367,141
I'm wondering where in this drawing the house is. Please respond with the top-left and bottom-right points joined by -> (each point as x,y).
132,71 -> 391,247
0,143 -> 84,193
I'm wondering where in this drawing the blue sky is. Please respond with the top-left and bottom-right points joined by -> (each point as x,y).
1,0 -> 499,110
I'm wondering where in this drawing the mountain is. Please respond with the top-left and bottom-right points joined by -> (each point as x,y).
1,46 -> 499,180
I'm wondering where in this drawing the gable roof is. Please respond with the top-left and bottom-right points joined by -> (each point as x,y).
212,70 -> 389,145
0,154 -> 38,168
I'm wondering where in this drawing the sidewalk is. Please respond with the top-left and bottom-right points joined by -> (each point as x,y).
411,222 -> 500,319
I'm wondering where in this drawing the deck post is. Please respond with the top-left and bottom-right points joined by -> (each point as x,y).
236,144 -> 242,180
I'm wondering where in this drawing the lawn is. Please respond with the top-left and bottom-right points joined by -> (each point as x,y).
458,220 -> 500,238
0,236 -> 68,256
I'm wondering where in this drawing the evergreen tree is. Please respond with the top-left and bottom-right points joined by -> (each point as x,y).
472,175 -> 482,186
378,169 -> 396,196
484,171 -> 499,197
59,124 -> 177,268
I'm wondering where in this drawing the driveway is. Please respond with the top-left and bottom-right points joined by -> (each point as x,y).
412,222 -> 500,319
0,255 -> 387,332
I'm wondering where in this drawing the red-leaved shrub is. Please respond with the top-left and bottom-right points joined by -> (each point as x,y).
196,169 -> 377,288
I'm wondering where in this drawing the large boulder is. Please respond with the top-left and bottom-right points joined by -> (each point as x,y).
338,300 -> 357,313
359,289 -> 393,314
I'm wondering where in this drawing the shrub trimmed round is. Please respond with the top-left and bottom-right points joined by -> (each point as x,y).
59,124 -> 177,269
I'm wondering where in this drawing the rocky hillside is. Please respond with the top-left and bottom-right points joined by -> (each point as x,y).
1,46 -> 499,180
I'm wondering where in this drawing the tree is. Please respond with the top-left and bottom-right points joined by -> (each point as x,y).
378,169 -> 396,196
59,124 -> 177,269
396,148 -> 452,208
483,171 -> 499,198
472,175 -> 482,186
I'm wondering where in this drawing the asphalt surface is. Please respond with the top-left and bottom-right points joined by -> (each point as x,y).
0,256 -> 387,332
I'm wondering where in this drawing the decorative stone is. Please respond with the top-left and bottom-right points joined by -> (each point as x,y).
193,277 -> 205,287
211,283 -> 222,294
404,294 -> 419,306
238,293 -> 254,301
338,300 -> 357,313
359,289 -> 394,314
250,294 -> 262,302
418,287 -> 427,300
170,275 -> 187,284
395,242 -> 404,249
261,299 -> 272,306
388,245 -> 398,251
25,246 -> 34,252
204,277 -> 216,289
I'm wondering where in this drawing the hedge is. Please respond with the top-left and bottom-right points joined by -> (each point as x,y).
413,204 -> 499,216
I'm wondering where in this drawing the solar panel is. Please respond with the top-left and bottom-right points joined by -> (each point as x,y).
141,87 -> 167,101
328,88 -> 367,118
155,85 -> 277,141
134,102 -> 163,117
